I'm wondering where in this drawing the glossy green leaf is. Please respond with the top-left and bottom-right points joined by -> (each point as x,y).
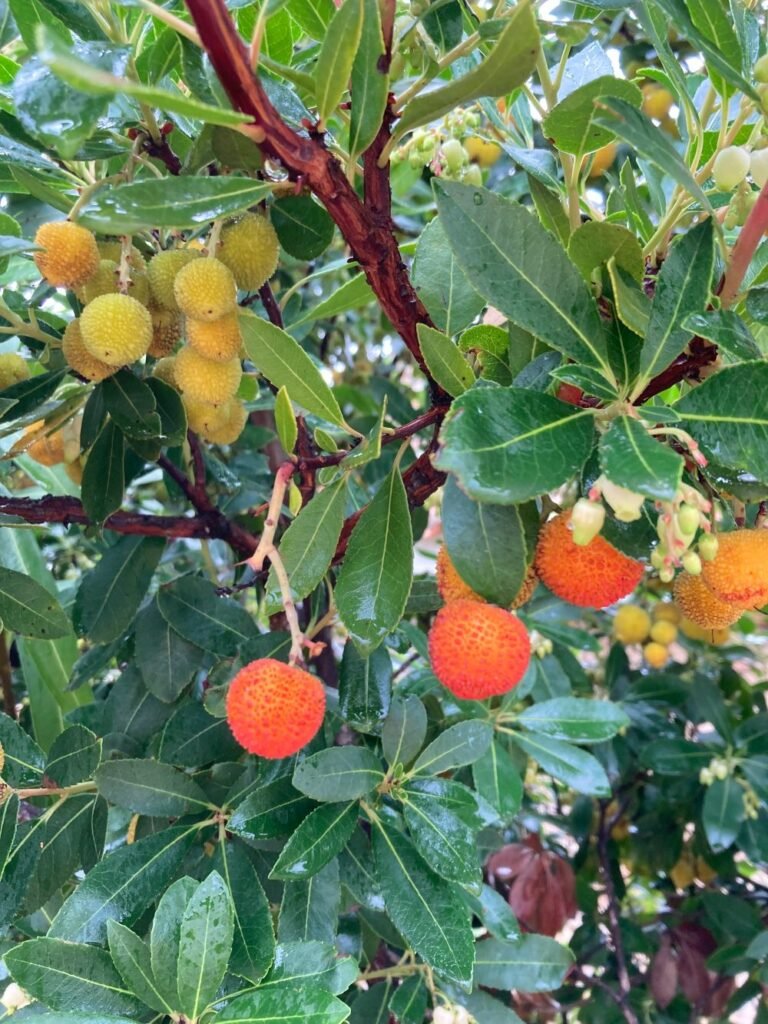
474,935 -> 573,992
48,825 -> 196,943
287,0 -> 336,37
289,273 -> 375,328
135,597 -> 202,703
543,76 -> 641,155
215,841 -> 275,984
95,758 -> 212,816
73,536 -> 164,644
107,921 -> 171,1014
275,385 -> 298,455
549,363 -> 621,402
24,795 -> 105,912
157,575 -> 259,657
101,371 -> 161,441
434,181 -> 612,372
512,732 -> 611,796
463,884 -> 521,943
335,465 -> 413,655
177,870 -> 235,1019
218,986 -> 352,1024
81,420 -> 125,524
5,937 -> 143,1016
278,858 -> 341,944
272,195 -> 334,261
683,310 -> 761,362
0,565 -> 70,639
412,218 -> 484,336
372,816 -> 475,985
0,712 -> 45,786
240,311 -> 348,429
314,0 -> 365,125
0,369 -> 67,424
568,220 -> 644,282
396,0 -> 540,138
45,724 -> 100,786
388,975 -> 428,1024
472,741 -> 523,822
436,386 -> 595,504
228,776 -> 314,840
259,940 -> 357,995
402,790 -> 480,884
146,377 -> 187,445
349,0 -> 388,160
150,876 -> 199,1009
381,695 -> 428,768
338,641 -> 392,733
9,0 -> 70,49
598,415 -> 683,501
675,362 -> 768,481
412,720 -> 493,776
0,793 -> 18,877
158,700 -> 241,768
517,697 -> 629,742
702,777 -> 746,852
293,747 -> 385,801
417,324 -> 475,397
271,802 -> 359,880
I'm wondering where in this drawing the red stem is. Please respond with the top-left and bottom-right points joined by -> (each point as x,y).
717,180 -> 768,308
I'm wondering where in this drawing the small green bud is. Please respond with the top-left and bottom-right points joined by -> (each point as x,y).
698,533 -> 719,562
659,566 -> 675,583
751,148 -> 768,189
650,546 -> 667,570
712,146 -> 750,191
462,163 -> 483,187
441,138 -> 468,173
677,503 -> 700,535
682,550 -> 702,576
755,54 -> 768,84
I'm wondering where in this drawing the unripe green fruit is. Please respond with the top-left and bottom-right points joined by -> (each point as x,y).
712,146 -> 750,191
755,54 -> 768,84
0,353 -> 30,389
751,148 -> 768,189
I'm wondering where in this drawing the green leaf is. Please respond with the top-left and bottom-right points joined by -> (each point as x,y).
146,377 -> 187,446
45,724 -> 100,786
158,701 -> 241,768
412,219 -> 484,337
675,362 -> 768,481
567,221 -> 644,282
412,720 -> 493,775
0,566 -> 70,639
293,747 -> 384,801
289,273 -> 375,328
512,733 -> 611,796
348,0 -> 388,160
702,777 -> 746,852
314,0 -> 365,124
215,841 -> 275,984
434,181 -> 612,372
598,415 -> 684,501
381,695 -> 427,768
101,371 -> 161,441
402,790 -> 480,884
81,420 -> 125,524
107,921 -> 171,1014
517,697 -> 629,742
0,369 -> 68,425
543,76 -> 642,156
463,884 -> 520,943
474,935 -> 573,992
371,816 -> 475,986
218,987 -> 351,1024
275,385 -> 298,455
150,876 -> 199,1010
24,796 -> 106,912
240,311 -> 348,429
0,793 -> 18,877
549,363 -> 621,402
271,802 -> 359,880
265,478 -> 348,613
417,324 -> 475,397
0,712 -> 45,786
157,575 -> 259,657
73,536 -> 164,645
683,310 -> 761,362
640,738 -> 717,774
635,220 -> 715,390
278,858 -> 341,944
338,641 -> 391,733
272,196 -> 334,261
177,870 -> 235,1019
335,465 -> 413,655
395,0 -> 540,139
472,741 -> 523,822
9,0 -> 70,50
79,177 -> 273,235
48,825 -> 196,943
435,386 -> 595,504
229,776 -> 314,840
287,0 -> 336,38
95,758 -> 212,816
388,975 -> 428,1024
442,476 -> 535,606
529,176 -> 570,249
5,938 -> 142,1016
135,597 -> 202,703
3,1017 -> 137,1024
260,940 -> 357,995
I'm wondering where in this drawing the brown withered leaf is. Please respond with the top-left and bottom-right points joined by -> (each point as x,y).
650,935 -> 678,1009
486,835 -> 577,937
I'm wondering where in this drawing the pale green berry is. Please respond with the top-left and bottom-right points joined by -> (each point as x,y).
712,146 -> 750,191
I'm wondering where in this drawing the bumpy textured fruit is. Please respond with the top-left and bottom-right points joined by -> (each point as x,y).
217,213 -> 280,291
148,309 -> 182,358
642,85 -> 674,120
23,422 -> 65,466
80,294 -> 153,366
173,257 -> 237,321
650,620 -> 677,645
147,249 -> 199,311
673,571 -> 742,629
226,657 -> 325,758
643,641 -> 669,668
152,355 -> 177,387
679,617 -> 730,645
183,394 -> 226,435
174,347 -> 242,404
535,511 -> 644,608
509,566 -> 537,609
700,529 -> 768,607
652,601 -> 681,624
81,260 -> 151,306
34,220 -> 99,288
587,142 -> 616,178
712,146 -> 750,191
202,399 -> 248,444
98,241 -> 146,274
613,604 -> 651,644
436,545 -> 483,604
186,312 -> 242,362
0,353 -> 29,390
62,319 -> 116,381
428,599 -> 531,699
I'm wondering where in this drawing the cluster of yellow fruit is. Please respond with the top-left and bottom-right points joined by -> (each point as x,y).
18,415 -> 84,482
28,211 -> 280,448
668,847 -> 718,890
613,592 -> 735,667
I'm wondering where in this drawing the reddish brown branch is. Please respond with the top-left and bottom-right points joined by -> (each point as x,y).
717,179 -> 768,308
0,633 -> 16,720
634,337 -> 718,404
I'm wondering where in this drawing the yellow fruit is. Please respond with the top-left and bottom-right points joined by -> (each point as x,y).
186,313 -> 242,362
669,851 -> 695,889
465,137 -> 502,167
642,85 -> 674,120
147,249 -> 200,311
34,220 -> 99,289
23,422 -> 65,466
587,143 -> 617,179
81,260 -> 151,307
613,604 -> 652,644
64,458 -> 84,485
650,620 -> 677,645
695,857 -> 718,883
183,394 -> 229,435
173,257 -> 237,321
652,602 -> 681,624
217,213 -> 279,291
0,353 -> 30,390
201,398 -> 248,444
79,294 -> 153,367
643,641 -> 669,668
673,571 -> 743,629
148,309 -> 182,358
97,241 -> 146,274
679,618 -> 730,645
62,318 -> 116,382
152,355 -> 177,387
700,529 -> 768,608
174,347 -> 242,404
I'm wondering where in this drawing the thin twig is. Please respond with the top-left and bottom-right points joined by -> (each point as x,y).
596,803 -> 639,1024
0,634 -> 16,720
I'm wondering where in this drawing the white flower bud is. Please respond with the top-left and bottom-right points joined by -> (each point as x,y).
713,146 -> 750,191
750,148 -> 768,189
433,1007 -> 456,1024
600,477 -> 645,522
1,983 -> 31,1011
569,497 -> 606,546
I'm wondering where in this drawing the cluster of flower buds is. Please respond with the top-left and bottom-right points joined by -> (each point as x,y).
569,474 -> 648,547
699,757 -> 730,786
743,785 -> 760,821
650,484 -> 717,582
393,109 -> 484,184
433,1003 -> 473,1024
531,631 -> 554,658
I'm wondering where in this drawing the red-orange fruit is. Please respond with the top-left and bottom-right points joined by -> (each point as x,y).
428,599 -> 531,700
534,511 -> 644,608
673,572 -> 743,630
700,529 -> 768,608
509,566 -> 537,609
437,546 -> 537,609
226,658 -> 325,759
